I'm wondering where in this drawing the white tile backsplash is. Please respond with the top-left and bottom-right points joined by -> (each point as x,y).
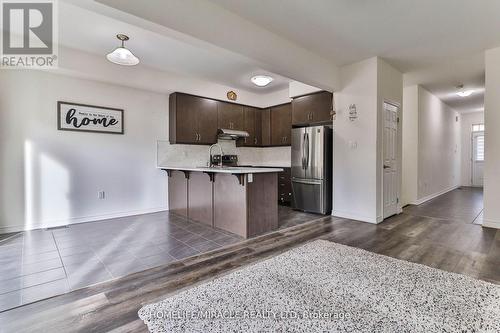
157,140 -> 291,167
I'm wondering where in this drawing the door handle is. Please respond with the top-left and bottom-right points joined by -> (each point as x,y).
302,132 -> 307,169
305,133 -> 309,168
383,165 -> 390,169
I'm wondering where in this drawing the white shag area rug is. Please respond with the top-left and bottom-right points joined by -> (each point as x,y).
138,240 -> 500,332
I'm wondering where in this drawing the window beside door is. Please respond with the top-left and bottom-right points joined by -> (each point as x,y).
471,123 -> 484,186
472,123 -> 484,132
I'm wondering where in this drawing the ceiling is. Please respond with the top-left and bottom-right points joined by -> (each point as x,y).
57,1 -> 291,94
60,0 -> 497,111
209,0 -> 498,112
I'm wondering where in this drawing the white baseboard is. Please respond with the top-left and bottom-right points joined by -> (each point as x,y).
333,211 -> 379,224
0,207 -> 168,234
412,185 -> 460,205
483,218 -> 500,230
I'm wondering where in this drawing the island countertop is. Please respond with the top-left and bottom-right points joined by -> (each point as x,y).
157,165 -> 284,174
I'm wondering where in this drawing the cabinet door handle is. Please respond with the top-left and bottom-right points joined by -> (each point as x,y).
254,137 -> 257,145
198,133 -> 201,141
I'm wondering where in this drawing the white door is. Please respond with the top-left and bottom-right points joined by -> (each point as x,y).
472,131 -> 484,186
383,102 -> 399,219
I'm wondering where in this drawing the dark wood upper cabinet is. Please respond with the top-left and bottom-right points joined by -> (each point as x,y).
270,103 -> 292,146
240,106 -> 260,146
254,108 -> 262,146
261,108 -> 271,147
169,93 -> 218,145
217,102 -> 244,131
169,92 -> 292,147
292,91 -> 333,126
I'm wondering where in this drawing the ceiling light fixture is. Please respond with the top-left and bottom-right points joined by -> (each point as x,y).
456,84 -> 473,97
106,34 -> 140,66
251,75 -> 273,87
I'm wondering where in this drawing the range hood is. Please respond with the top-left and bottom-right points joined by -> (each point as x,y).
218,128 -> 250,140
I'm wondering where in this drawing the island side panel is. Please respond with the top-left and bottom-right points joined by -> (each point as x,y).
214,174 -> 247,238
188,172 -> 213,226
247,173 -> 279,237
168,170 -> 188,218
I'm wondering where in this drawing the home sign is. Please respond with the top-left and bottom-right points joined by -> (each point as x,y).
57,101 -> 124,134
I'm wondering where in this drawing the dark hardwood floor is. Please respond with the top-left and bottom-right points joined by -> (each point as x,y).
1,189 -> 498,333
403,187 -> 484,223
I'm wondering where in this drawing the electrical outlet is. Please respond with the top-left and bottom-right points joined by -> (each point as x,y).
98,191 -> 105,199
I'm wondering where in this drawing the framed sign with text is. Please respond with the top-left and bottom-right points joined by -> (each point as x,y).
57,101 -> 124,134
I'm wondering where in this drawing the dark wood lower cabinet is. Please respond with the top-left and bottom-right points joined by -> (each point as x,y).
278,168 -> 292,205
168,171 -> 279,238
188,172 -> 213,226
167,171 -> 188,217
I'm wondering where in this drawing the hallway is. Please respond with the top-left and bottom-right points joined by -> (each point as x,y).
403,187 -> 483,224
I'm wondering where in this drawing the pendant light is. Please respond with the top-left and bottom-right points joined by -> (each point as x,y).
106,34 -> 140,66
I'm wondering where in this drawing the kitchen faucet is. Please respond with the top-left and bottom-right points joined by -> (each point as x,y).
208,144 -> 223,167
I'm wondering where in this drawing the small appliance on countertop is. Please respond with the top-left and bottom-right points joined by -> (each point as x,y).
211,154 -> 238,167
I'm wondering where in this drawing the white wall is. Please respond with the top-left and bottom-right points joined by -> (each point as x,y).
333,57 -> 378,223
289,81 -> 322,98
484,47 -> 500,229
401,85 -> 419,205
417,87 -> 461,201
402,85 -> 461,206
333,57 -> 403,223
0,70 -> 169,233
460,112 -> 484,186
376,58 -> 403,219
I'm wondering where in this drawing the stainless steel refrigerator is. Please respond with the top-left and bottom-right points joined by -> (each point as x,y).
291,125 -> 332,214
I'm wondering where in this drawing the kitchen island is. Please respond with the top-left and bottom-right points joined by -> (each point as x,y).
159,166 -> 283,238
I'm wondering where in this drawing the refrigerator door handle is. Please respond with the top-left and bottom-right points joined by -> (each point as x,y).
301,132 -> 307,169
292,178 -> 322,185
305,132 -> 310,170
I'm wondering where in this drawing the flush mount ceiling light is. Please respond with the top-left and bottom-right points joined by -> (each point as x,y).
106,34 -> 140,66
456,84 -> 474,97
251,75 -> 273,87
